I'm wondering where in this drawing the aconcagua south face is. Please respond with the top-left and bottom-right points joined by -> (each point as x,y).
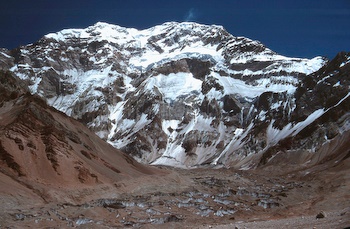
1,22 -> 349,169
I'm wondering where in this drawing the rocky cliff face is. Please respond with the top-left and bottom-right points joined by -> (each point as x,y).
1,22 -> 349,169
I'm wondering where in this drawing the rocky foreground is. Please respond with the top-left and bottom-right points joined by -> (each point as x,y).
1,152 -> 350,228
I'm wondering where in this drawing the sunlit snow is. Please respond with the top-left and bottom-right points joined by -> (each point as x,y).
144,72 -> 202,101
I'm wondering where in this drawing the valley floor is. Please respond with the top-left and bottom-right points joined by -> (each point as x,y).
1,159 -> 350,229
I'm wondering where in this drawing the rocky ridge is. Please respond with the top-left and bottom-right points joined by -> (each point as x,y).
0,22 -> 349,169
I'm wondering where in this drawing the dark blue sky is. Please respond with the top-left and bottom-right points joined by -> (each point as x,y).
1,0 -> 349,59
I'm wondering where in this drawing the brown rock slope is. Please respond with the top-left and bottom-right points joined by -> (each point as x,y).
0,70 -> 172,208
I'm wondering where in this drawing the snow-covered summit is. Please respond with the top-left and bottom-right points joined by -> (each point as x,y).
45,22 -> 138,43
44,21 -> 224,45
43,21 -> 325,72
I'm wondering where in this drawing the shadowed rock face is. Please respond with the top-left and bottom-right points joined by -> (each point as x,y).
0,22 -> 349,169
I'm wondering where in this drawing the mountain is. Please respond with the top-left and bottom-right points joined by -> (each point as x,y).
0,21 -> 349,169
0,70 -> 168,209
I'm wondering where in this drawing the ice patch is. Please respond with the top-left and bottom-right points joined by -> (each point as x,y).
266,109 -> 325,146
162,120 -> 180,136
212,72 -> 296,98
133,113 -> 151,132
333,81 -> 341,87
144,72 -> 202,101
28,77 -> 42,94
340,56 -> 350,67
213,123 -> 254,166
119,119 -> 136,131
0,51 -> 11,58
